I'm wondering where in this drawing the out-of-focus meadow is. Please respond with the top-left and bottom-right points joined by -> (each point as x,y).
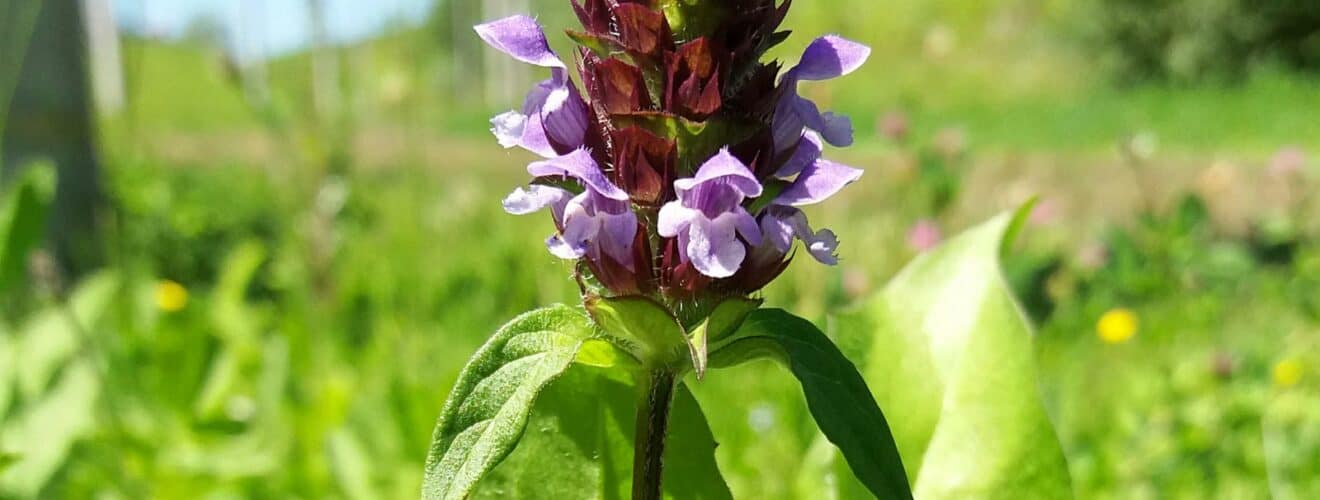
2,0 -> 1319,497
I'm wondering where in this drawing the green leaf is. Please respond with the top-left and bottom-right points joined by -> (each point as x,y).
0,360 -> 100,497
15,271 -> 118,399
0,161 -> 56,294
831,206 -> 1073,498
585,295 -> 688,368
422,304 -> 596,500
709,309 -> 912,499
474,365 -> 731,499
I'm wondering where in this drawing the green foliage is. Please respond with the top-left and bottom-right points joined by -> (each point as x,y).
475,367 -> 731,499
1,272 -> 119,497
423,305 -> 595,499
1080,0 -> 1320,83
0,161 -> 55,297
833,208 -> 1074,498
422,303 -> 737,498
711,309 -> 912,499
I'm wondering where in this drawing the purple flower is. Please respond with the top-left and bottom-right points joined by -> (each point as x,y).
503,149 -> 637,267
476,16 -> 589,157
658,150 -> 764,278
772,36 -> 871,152
760,206 -> 842,265
759,132 -> 864,265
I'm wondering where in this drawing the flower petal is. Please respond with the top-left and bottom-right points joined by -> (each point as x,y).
674,149 -> 763,198
491,79 -> 558,157
816,112 -> 855,147
657,202 -> 695,238
546,234 -> 582,259
759,210 -> 796,253
502,185 -> 570,215
474,15 -> 565,68
598,211 -> 638,268
787,35 -> 871,82
772,96 -> 806,152
775,158 -> 864,206
803,228 -> 840,265
491,111 -> 528,150
775,131 -> 824,178
685,213 -> 746,278
540,80 -> 589,150
732,207 -> 763,246
527,148 -> 630,201
553,193 -> 599,258
793,97 -> 854,147
760,206 -> 840,265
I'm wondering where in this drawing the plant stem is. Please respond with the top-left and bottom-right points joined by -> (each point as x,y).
632,369 -> 677,500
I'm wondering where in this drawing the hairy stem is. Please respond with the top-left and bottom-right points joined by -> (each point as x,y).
632,369 -> 677,500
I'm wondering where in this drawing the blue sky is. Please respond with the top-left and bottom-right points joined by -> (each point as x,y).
113,0 -> 435,60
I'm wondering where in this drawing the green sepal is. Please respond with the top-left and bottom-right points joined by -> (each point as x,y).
584,295 -> 689,369
686,297 -> 761,379
565,30 -> 620,58
746,178 -> 790,215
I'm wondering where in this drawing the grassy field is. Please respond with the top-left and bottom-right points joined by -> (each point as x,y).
3,2 -> 1320,498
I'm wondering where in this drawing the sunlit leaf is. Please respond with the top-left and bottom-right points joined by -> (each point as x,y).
422,304 -> 596,500
15,272 -> 118,399
474,365 -> 731,499
709,309 -> 912,499
831,206 -> 1074,498
0,360 -> 99,497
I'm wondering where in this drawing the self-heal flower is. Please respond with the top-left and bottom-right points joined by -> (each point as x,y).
760,132 -> 864,265
476,4 -> 869,299
772,35 -> 872,151
658,150 -> 764,278
476,16 -> 589,157
504,149 -> 637,268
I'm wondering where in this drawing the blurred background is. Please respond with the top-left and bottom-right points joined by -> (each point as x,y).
1,0 -> 1318,497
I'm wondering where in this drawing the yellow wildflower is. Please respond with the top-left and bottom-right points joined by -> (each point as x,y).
1097,308 -> 1138,344
1273,358 -> 1303,388
156,280 -> 189,312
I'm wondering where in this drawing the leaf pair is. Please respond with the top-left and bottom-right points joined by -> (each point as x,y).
422,301 -> 912,499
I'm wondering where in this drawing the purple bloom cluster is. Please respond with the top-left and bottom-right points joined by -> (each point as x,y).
475,7 -> 869,302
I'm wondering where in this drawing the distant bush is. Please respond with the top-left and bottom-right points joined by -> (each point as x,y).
1083,0 -> 1320,83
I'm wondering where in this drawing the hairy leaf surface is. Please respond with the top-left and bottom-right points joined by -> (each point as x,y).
474,366 -> 731,499
422,304 -> 595,499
